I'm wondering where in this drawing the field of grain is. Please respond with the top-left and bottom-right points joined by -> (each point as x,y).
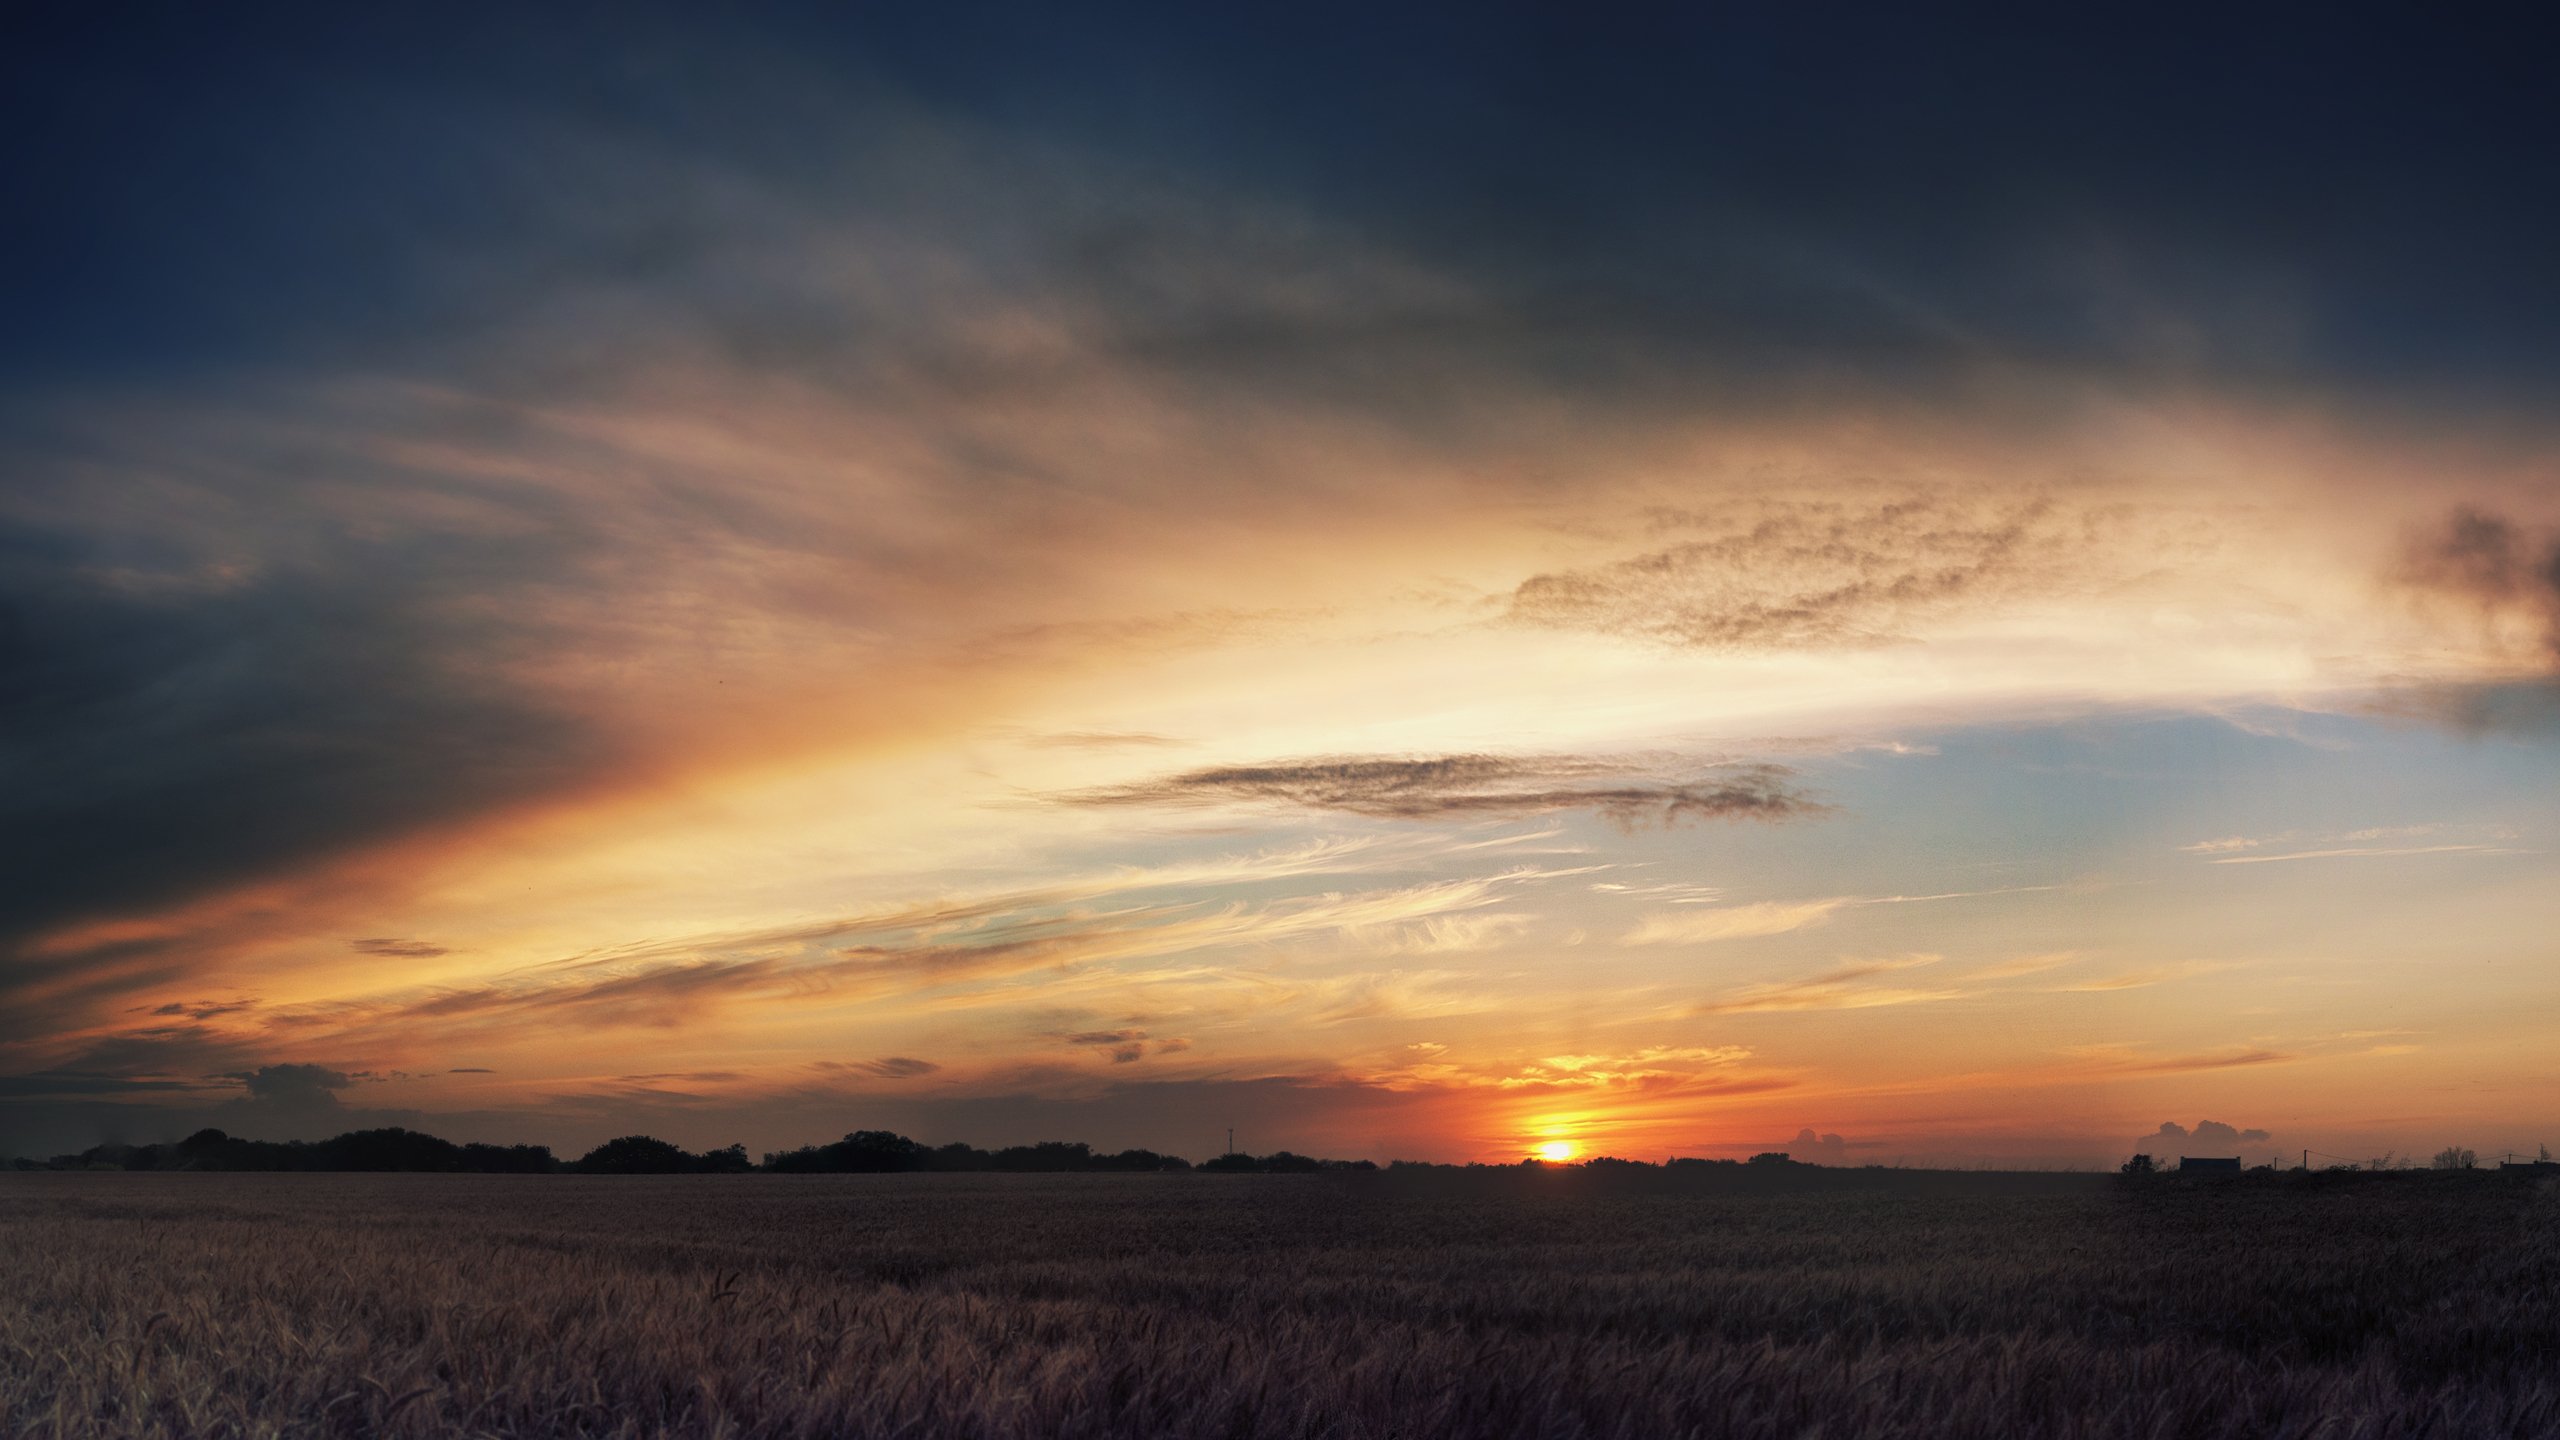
3,1170 -> 2556,1438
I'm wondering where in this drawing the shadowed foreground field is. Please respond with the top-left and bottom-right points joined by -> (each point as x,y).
3,1170 -> 2556,1438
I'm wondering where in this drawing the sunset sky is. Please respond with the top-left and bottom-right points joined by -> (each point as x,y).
5,5 -> 2556,1166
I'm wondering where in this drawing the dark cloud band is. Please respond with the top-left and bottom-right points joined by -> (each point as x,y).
1059,754 -> 1819,827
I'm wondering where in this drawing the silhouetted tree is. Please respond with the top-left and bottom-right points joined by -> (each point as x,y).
2121,1153 -> 2156,1175
1091,1148 -> 1190,1172
993,1141 -> 1091,1172
575,1135 -> 697,1174
925,1141 -> 992,1171
457,1141 -> 559,1173
2432,1146 -> 2478,1170
834,1130 -> 928,1171
310,1128 -> 467,1171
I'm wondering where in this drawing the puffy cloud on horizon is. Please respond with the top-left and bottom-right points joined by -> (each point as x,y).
2137,1119 -> 2274,1157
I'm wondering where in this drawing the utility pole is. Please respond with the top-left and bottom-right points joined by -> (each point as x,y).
1227,1126 -> 1234,1158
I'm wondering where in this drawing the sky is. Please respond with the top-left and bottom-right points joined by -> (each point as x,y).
4,3 -> 2557,1166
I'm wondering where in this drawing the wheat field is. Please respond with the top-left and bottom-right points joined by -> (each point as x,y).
2,1170 -> 2555,1438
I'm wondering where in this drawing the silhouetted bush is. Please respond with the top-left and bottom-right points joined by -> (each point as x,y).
1090,1148 -> 1191,1172
993,1141 -> 1091,1172
459,1141 -> 561,1174
574,1136 -> 710,1174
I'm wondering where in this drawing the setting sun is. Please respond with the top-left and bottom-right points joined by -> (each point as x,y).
1535,1141 -> 1578,1163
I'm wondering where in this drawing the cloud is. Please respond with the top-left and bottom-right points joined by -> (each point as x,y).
1023,731 -> 1185,749
0,493 -> 624,994
7,866 -> 1566,1096
1535,1046 -> 1754,1076
2137,1118 -> 2273,1155
1299,969 -> 1490,1026
1063,1029 -> 1153,1064
1504,492 -> 2107,650
2086,1048 -> 2294,1076
846,1056 -> 941,1080
1790,1128 -> 1849,1163
1960,952 -> 2075,981
1373,1043 -> 1782,1102
387,958 -> 790,1032
1691,955 -> 1962,1015
2049,960 -> 2221,992
447,1066 -> 496,1073
1053,1031 -> 1190,1064
0,1071 -> 222,1099
1059,755 -> 1819,828
2398,506 -> 2560,661
1353,912 -> 1534,956
146,999 -> 256,1020
229,1063 -> 351,1103
1623,886 -> 2056,947
817,873 -> 1555,1002
351,938 -> 450,959
1622,900 -> 1845,946
2206,844 -> 2515,865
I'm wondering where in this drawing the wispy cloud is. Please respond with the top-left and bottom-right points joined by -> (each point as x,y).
351,938 -> 451,959
1623,901 -> 1845,946
1504,491 -> 2124,650
2181,835 -> 2273,854
2050,960 -> 2223,991
1059,755 -> 1820,828
1061,1029 -> 1153,1064
1022,731 -> 1187,750
1620,885 -> 2054,947
839,1056 -> 941,1080
2072,1045 -> 2296,1075
1961,952 -> 2076,981
1692,955 -> 1960,1015
2208,844 -> 2517,865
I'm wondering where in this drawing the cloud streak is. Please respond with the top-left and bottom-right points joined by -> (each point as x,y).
1504,492 -> 2140,650
1061,755 -> 1820,828
1691,956 -> 1960,1015
2206,845 -> 2516,865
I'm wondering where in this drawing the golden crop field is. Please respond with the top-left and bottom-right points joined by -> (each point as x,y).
3,1171 -> 2556,1438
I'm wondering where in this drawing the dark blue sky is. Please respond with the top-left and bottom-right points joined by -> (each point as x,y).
8,3 -> 2557,400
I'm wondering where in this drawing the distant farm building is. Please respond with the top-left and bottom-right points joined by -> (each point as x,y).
2179,1156 -> 2243,1175
2500,1160 -> 2560,1175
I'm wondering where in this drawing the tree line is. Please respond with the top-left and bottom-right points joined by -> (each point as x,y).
0,1126 -> 1379,1175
